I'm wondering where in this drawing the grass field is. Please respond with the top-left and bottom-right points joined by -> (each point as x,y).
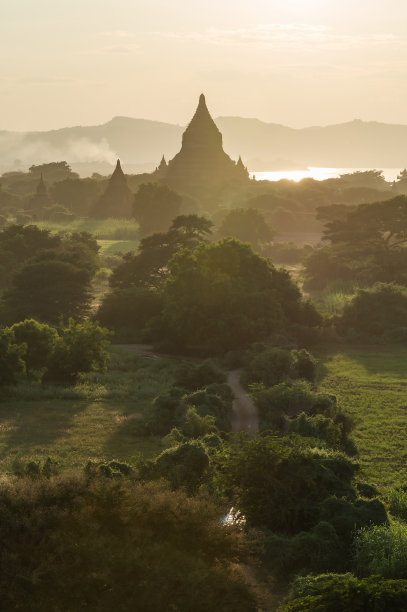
98,239 -> 139,256
319,346 -> 407,491
0,349 -> 176,474
37,217 -> 139,240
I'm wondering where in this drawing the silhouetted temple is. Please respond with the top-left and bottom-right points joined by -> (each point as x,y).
92,159 -> 133,218
156,94 -> 248,192
27,174 -> 53,218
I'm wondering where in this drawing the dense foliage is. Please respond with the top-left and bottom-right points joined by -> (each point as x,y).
217,435 -> 387,575
156,239 -> 320,352
282,573 -> 407,611
0,475 -> 256,611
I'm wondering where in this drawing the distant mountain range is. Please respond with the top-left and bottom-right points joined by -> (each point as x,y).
1,116 -> 407,176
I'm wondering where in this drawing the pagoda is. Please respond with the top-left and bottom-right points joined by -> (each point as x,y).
91,159 -> 133,218
27,174 -> 53,218
162,94 -> 248,191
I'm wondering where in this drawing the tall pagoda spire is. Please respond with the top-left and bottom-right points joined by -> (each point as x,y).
181,93 -> 222,149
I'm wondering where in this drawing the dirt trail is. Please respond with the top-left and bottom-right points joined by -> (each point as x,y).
227,370 -> 259,435
113,344 -> 259,435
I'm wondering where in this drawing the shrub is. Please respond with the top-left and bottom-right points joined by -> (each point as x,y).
245,348 -> 295,387
285,413 -> 344,450
250,381 -> 340,426
292,349 -> 317,382
244,347 -> 318,388
174,360 -> 226,390
148,440 -> 210,492
281,573 -> 407,611
337,283 -> 407,341
217,435 -> 379,535
145,386 -> 186,436
44,319 -> 110,384
183,387 -> 232,431
0,327 -> 25,386
10,319 -> 58,378
181,406 -> 217,439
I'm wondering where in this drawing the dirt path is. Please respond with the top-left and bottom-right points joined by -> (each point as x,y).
228,370 -> 259,435
112,344 -> 259,435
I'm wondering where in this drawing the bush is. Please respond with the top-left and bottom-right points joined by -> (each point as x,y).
354,521 -> 407,578
145,386 -> 186,436
180,406 -> 217,439
0,327 -> 25,386
281,573 -> 407,611
337,283 -> 407,341
183,387 -> 232,431
244,347 -> 317,388
218,435 -> 381,536
44,319 -> 110,384
10,319 -> 59,378
148,440 -> 211,492
245,348 -> 295,387
174,360 -> 226,390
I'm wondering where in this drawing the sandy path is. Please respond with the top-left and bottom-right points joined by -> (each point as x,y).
112,345 -> 259,435
227,370 -> 259,435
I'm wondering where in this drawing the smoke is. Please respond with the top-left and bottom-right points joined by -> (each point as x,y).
0,133 -> 117,173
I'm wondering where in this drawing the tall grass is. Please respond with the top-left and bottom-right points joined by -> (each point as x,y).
388,488 -> 407,521
1,349 -> 177,403
316,280 -> 367,316
354,521 -> 407,578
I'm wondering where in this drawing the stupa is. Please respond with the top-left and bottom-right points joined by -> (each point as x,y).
91,159 -> 133,218
162,94 -> 248,190
27,174 -> 53,218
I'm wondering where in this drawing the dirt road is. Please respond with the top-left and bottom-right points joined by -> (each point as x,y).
227,370 -> 259,435
113,344 -> 259,435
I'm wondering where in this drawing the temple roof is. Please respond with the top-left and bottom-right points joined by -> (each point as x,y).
181,93 -> 222,148
111,159 -> 126,182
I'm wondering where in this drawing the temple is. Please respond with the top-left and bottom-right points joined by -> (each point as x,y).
27,174 -> 53,218
157,94 -> 249,192
92,159 -> 133,218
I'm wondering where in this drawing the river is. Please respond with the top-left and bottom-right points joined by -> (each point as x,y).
250,167 -> 404,183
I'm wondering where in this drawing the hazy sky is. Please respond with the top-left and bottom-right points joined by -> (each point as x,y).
2,0 -> 407,130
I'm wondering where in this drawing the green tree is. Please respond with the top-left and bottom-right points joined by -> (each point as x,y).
45,319 -> 110,384
50,178 -> 102,215
29,161 -> 79,183
158,239 -> 318,352
3,258 -> 92,324
218,207 -> 274,252
0,327 -> 26,386
109,215 -> 213,290
10,319 -> 58,378
133,183 -> 182,236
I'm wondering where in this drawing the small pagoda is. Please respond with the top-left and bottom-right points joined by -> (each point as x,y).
91,159 -> 133,218
27,174 -> 53,218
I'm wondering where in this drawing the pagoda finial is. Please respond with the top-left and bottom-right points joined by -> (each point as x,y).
199,93 -> 205,104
